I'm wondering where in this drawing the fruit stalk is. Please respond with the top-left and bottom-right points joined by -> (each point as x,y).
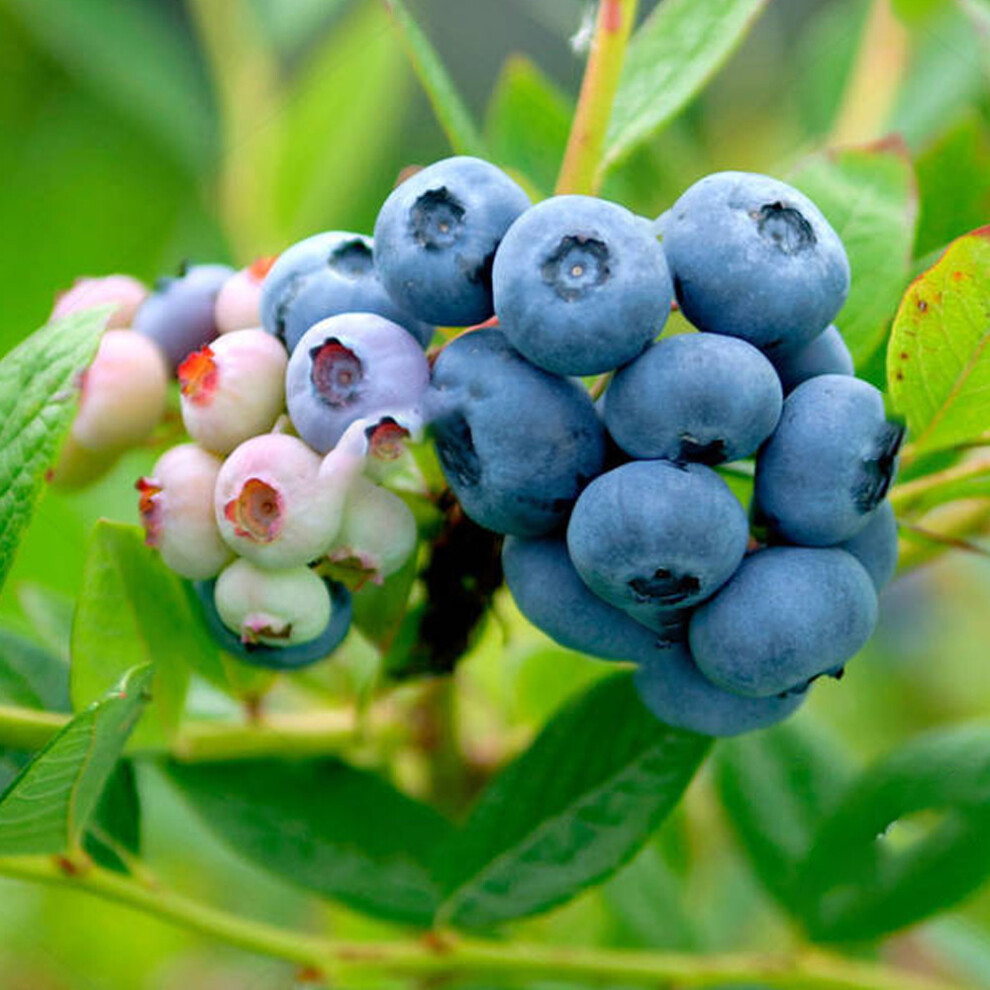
556,0 -> 639,196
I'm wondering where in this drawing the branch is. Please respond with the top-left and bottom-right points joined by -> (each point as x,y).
0,704 -> 401,762
0,856 -> 964,990
556,0 -> 639,195
889,453 -> 990,513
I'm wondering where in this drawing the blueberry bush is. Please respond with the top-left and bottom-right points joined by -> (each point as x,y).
2,1 -> 990,987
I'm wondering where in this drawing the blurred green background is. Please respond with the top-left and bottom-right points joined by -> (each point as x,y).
2,0 -> 990,986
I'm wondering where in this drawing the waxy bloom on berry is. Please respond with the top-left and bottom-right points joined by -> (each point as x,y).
178,329 -> 287,454
138,444 -> 233,580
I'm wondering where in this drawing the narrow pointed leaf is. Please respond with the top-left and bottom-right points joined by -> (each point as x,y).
168,758 -> 456,926
0,629 -> 70,712
796,723 -> 990,941
486,55 -> 572,196
439,673 -> 710,929
716,720 -> 855,917
602,0 -> 768,175
0,665 -> 151,856
383,0 -> 486,157
71,522 -> 208,747
0,307 -> 108,593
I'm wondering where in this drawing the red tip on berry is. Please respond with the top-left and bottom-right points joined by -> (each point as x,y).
178,346 -> 219,406
367,418 -> 411,460
136,476 -> 163,547
249,255 -> 279,281
224,478 -> 283,543
310,338 -> 363,407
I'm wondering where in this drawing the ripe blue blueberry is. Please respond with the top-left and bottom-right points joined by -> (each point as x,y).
286,313 -> 430,454
567,460 -> 749,625
690,546 -> 878,698
193,575 -> 352,669
374,157 -> 531,327
259,232 -> 433,351
602,332 -> 782,464
502,536 -> 686,663
426,328 -> 605,537
134,263 -> 235,371
836,499 -> 898,591
755,374 -> 905,546
661,172 -> 850,353
771,324 -> 854,394
633,645 -> 805,737
492,195 -> 672,375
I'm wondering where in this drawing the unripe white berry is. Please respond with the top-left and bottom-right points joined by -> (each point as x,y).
328,477 -> 417,584
214,257 -> 275,334
178,329 -> 288,454
71,329 -> 169,452
214,558 -> 331,646
215,434 -> 348,569
51,274 -> 148,329
138,444 -> 233,580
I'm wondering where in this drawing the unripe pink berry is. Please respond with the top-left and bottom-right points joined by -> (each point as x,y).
137,444 -> 234,580
51,274 -> 147,329
214,558 -> 331,646
214,256 -> 276,334
48,437 -> 121,489
178,329 -> 288,454
71,329 -> 168,452
215,434 -> 350,569
327,477 -> 417,585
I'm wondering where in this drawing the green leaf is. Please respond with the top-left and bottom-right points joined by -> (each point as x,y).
273,1 -> 410,239
84,760 -> 141,874
71,522 -> 204,747
438,673 -> 710,929
2,0 -> 216,173
485,55 -> 572,197
790,139 -> 918,368
0,665 -> 150,856
889,3 -> 985,148
715,720 -> 855,917
247,0 -> 349,55
795,723 -> 990,941
167,758 -> 456,926
0,307 -> 107,595
602,0 -> 768,175
382,0 -> 486,157
915,114 -> 990,259
959,0 -> 990,69
888,227 -> 990,454
0,629 -> 69,711
17,582 -> 75,661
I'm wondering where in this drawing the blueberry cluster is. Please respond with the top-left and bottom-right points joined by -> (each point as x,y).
420,162 -> 900,737
50,158 -> 902,728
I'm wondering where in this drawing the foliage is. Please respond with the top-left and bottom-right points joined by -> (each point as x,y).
1,1 -> 990,988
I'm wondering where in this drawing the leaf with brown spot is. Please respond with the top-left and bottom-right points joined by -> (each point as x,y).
888,226 -> 990,454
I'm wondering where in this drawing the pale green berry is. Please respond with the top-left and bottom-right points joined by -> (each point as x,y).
214,558 -> 331,646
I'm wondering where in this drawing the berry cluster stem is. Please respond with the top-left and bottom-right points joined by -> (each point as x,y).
0,855 -> 964,990
556,0 -> 639,196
